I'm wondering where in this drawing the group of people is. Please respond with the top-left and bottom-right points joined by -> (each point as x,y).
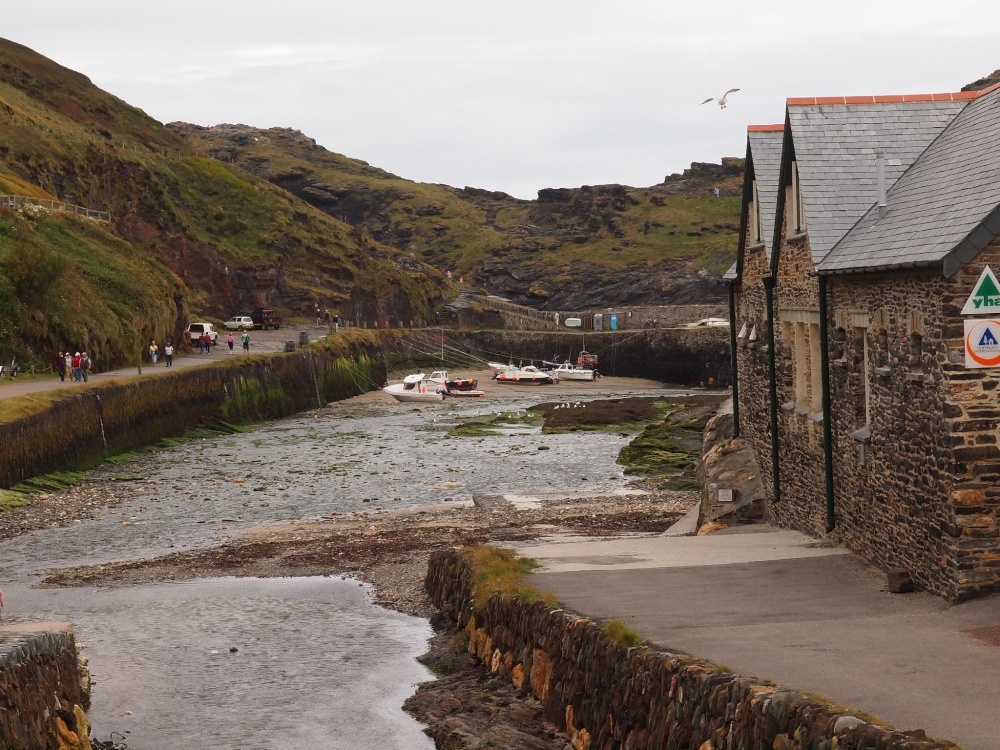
55,350 -> 92,382
148,340 -> 175,366
314,307 -> 340,332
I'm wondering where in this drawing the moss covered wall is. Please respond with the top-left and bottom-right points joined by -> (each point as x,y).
0,331 -> 385,489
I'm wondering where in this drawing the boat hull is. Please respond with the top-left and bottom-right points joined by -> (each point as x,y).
383,383 -> 445,403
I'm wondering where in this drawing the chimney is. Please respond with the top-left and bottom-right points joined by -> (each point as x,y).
876,152 -> 888,219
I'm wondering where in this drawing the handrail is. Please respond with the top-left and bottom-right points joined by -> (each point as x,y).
0,194 -> 110,222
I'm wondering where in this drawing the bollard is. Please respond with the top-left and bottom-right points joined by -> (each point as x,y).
298,331 -> 309,347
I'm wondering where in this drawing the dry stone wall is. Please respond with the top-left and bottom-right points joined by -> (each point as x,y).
0,627 -> 90,750
425,550 -> 956,750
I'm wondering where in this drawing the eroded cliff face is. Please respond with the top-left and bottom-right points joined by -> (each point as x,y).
179,123 -> 744,310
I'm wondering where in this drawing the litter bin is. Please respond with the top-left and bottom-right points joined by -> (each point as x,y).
283,340 -> 296,353
298,331 -> 309,347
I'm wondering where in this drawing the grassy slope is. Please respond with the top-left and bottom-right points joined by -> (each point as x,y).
183,124 -> 743,306
0,39 -> 449,367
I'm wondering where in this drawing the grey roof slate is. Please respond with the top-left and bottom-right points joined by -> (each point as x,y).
820,87 -> 1000,275
789,100 -> 967,265
726,128 -> 783,282
748,129 -> 784,265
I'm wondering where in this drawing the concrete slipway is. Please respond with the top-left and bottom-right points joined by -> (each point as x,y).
520,525 -> 1000,750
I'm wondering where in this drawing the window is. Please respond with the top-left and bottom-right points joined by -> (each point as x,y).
794,322 -> 808,409
788,161 -> 807,235
809,323 -> 822,413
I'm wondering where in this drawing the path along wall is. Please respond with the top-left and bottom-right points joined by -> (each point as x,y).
0,626 -> 90,750
425,550 -> 956,750
0,331 -> 386,489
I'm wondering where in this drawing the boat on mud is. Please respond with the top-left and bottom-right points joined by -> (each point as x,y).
383,373 -> 445,403
494,365 -> 555,385
550,362 -> 598,381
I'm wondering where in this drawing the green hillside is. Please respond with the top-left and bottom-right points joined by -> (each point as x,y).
0,39 -> 449,368
182,126 -> 743,309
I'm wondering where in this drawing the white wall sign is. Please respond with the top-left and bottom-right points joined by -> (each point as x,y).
964,318 -> 1000,368
961,266 -> 1000,315
717,488 -> 734,503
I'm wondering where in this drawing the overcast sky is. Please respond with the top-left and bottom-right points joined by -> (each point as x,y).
4,2 -> 998,199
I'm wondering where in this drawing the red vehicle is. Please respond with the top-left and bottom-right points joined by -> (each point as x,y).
250,308 -> 283,330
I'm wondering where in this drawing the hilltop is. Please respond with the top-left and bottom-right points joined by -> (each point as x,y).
178,123 -> 743,309
0,38 -> 743,367
0,39 -> 448,367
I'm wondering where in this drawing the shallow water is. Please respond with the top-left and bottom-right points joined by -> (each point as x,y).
13,577 -> 435,750
0,388 -> 669,748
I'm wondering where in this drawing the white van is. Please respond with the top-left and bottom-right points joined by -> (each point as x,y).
185,322 -> 218,346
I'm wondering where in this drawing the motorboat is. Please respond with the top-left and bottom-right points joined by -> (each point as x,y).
494,365 -> 554,385
383,373 -> 445,403
488,362 -> 512,376
551,362 -> 597,381
446,377 -> 478,391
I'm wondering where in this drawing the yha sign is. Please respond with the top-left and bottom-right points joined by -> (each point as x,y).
964,318 -> 1000,368
961,266 -> 1000,315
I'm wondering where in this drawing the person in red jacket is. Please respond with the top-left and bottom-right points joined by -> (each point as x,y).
71,352 -> 82,381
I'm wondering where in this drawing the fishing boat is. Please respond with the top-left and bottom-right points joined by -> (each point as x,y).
383,373 -> 445,403
446,377 -> 479,391
551,362 -> 597,381
495,365 -> 555,385
444,387 -> 485,398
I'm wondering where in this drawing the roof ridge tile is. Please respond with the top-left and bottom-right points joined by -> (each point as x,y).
747,124 -> 784,132
786,88 -> 995,106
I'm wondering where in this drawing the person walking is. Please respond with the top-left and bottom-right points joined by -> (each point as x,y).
227,334 -> 235,354
149,340 -> 159,366
55,351 -> 66,382
241,330 -> 250,354
332,313 -> 339,333
200,332 -> 211,354
164,341 -> 174,367
71,352 -> 82,381
80,352 -> 91,382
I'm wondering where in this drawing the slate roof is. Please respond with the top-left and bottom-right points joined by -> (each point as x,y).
788,96 -> 970,265
723,125 -> 783,282
819,84 -> 1000,276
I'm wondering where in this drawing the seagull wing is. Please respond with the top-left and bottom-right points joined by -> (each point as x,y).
700,97 -> 715,105
724,88 -> 740,95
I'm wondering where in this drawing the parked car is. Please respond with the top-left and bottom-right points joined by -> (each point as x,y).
224,315 -> 255,331
250,308 -> 283,330
185,322 -> 218,346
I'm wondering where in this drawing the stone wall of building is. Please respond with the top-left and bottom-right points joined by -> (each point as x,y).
827,267 -> 958,598
0,626 -> 90,750
425,549 -> 958,750
734,243 -> 775,501
771,233 -> 829,535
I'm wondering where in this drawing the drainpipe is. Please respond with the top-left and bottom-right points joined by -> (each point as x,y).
763,276 -> 781,504
728,283 -> 740,437
818,275 -> 836,532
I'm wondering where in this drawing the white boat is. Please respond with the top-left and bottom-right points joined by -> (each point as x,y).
495,365 -> 554,385
488,362 -> 511,375
425,370 -> 450,385
383,373 -> 445,403
551,362 -> 596,381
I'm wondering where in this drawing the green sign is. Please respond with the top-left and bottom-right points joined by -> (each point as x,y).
962,266 -> 1000,315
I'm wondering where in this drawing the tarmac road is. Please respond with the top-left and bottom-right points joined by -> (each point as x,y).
521,524 -> 1000,750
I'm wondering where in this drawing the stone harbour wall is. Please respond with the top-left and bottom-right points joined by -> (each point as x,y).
0,331 -> 386,490
425,549 -> 958,750
0,626 -> 90,750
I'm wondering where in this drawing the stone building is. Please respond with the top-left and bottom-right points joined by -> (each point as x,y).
727,81 -> 1000,601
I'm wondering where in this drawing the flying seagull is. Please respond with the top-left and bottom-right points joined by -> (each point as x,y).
701,88 -> 740,108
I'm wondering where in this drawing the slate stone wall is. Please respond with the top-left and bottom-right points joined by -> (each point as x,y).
425,550 -> 956,750
0,629 -> 90,750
